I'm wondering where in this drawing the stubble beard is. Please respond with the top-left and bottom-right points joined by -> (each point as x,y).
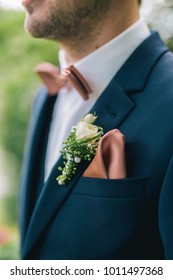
25,0 -> 111,45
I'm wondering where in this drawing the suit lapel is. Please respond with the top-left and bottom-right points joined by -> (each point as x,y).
20,87 -> 57,245
115,32 -> 168,91
22,32 -> 169,258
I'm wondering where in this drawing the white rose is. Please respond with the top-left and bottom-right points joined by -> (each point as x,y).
76,121 -> 98,139
82,114 -> 97,124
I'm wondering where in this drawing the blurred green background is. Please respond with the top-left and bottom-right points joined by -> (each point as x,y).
0,1 -> 173,259
0,9 -> 58,259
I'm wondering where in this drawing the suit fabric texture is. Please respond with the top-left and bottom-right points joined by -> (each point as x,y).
20,32 -> 173,260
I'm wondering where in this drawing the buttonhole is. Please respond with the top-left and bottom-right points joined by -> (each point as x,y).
105,105 -> 117,118
111,113 -> 117,118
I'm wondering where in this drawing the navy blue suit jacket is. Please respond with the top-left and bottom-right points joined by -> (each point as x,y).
20,32 -> 173,259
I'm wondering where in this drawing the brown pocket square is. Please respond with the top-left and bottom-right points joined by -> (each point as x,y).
83,129 -> 126,179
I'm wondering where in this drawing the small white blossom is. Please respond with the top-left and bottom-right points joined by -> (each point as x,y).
71,126 -> 76,133
67,154 -> 73,161
58,180 -> 63,185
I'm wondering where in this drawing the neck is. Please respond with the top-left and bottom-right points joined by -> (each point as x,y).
59,2 -> 140,64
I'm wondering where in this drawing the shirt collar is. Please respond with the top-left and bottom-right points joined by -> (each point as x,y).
59,17 -> 150,98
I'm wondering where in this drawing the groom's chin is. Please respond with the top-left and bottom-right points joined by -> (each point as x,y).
24,15 -> 43,38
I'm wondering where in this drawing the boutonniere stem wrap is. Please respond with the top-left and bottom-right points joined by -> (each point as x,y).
56,113 -> 103,185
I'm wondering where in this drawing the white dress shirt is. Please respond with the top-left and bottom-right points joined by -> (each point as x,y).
44,18 -> 150,181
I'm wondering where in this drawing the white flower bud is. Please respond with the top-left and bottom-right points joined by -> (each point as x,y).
83,114 -> 97,124
58,180 -> 63,185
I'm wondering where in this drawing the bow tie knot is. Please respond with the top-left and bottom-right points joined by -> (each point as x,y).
35,62 -> 92,100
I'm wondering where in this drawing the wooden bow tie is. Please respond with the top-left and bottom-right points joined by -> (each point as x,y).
35,62 -> 92,100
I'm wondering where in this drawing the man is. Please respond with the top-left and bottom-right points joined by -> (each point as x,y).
20,0 -> 173,259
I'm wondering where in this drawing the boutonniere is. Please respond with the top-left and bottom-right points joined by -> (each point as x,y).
56,113 -> 104,185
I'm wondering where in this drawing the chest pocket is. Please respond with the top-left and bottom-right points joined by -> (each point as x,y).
71,175 -> 148,198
